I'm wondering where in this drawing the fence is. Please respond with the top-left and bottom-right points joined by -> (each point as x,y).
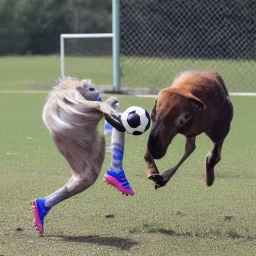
120,0 -> 256,92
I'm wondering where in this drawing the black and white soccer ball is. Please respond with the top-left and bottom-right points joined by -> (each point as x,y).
121,106 -> 151,135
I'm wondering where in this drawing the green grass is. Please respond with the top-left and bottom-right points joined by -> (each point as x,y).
0,56 -> 113,90
121,57 -> 256,92
0,56 -> 255,92
0,89 -> 256,255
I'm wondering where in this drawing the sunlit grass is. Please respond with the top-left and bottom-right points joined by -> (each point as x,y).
0,92 -> 256,255
0,56 -> 255,92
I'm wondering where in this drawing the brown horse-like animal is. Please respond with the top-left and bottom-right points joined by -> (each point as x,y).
144,70 -> 233,189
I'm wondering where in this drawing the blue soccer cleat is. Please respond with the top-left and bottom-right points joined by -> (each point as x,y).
32,198 -> 51,235
104,169 -> 134,196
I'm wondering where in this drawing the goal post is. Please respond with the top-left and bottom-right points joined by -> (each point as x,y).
60,32 -> 121,91
60,0 -> 255,95
60,33 -> 113,78
60,0 -> 121,91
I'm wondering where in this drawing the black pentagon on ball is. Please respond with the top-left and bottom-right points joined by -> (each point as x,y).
127,111 -> 141,128
133,131 -> 143,136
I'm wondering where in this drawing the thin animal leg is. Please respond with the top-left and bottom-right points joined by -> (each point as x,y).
32,166 -> 100,234
101,99 -> 125,132
144,149 -> 160,178
67,92 -> 125,132
104,104 -> 134,196
108,104 -> 125,172
153,137 -> 196,189
44,170 -> 99,209
108,103 -> 125,173
204,107 -> 232,186
205,140 -> 223,186
42,135 -> 104,209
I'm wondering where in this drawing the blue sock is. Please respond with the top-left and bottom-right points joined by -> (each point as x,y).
110,143 -> 124,172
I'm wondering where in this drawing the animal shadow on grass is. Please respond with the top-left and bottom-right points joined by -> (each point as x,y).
54,235 -> 139,251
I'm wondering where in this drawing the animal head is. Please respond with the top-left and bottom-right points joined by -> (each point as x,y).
53,76 -> 101,101
147,88 -> 206,159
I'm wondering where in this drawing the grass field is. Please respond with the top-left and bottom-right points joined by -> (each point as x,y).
0,56 -> 256,255
0,56 -> 256,92
121,56 -> 256,92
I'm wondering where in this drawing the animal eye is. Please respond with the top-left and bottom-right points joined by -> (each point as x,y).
89,87 -> 95,91
184,115 -> 189,119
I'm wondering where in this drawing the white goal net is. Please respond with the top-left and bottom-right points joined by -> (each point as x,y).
60,33 -> 113,89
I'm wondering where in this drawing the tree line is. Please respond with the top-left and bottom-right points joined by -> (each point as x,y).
120,0 -> 255,59
0,0 -> 255,59
0,0 -> 112,55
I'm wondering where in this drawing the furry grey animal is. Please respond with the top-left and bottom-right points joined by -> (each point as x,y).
42,77 -> 123,206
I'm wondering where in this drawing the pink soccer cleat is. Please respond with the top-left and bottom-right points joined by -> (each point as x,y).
104,169 -> 134,196
32,198 -> 50,235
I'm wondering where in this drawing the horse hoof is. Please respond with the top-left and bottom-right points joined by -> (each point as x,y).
154,180 -> 167,189
148,174 -> 167,189
148,174 -> 163,182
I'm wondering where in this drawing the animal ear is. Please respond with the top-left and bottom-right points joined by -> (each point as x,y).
182,93 -> 207,111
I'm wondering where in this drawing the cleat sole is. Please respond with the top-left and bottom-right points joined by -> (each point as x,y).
104,175 -> 134,196
32,200 -> 44,235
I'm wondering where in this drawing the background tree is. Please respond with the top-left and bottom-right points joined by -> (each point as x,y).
0,0 -> 254,59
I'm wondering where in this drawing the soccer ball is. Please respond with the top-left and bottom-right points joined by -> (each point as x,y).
121,106 -> 151,135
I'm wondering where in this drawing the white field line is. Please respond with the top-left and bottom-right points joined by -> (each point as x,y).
229,92 -> 256,96
0,90 -> 256,97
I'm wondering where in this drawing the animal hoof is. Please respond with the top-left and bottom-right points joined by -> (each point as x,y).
154,180 -> 167,189
148,174 -> 167,189
148,173 -> 163,182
